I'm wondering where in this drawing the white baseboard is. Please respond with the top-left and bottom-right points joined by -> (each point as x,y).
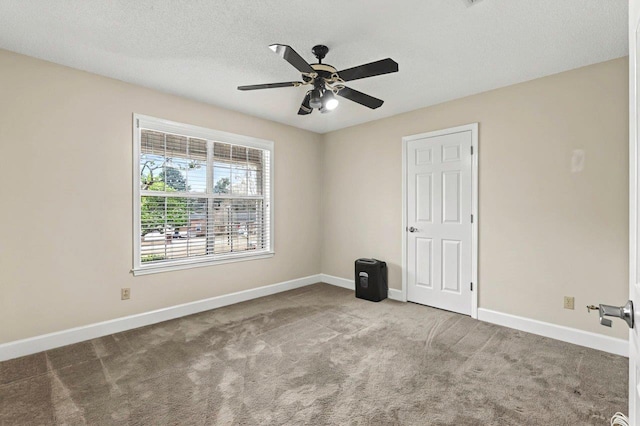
4,275 -> 624,361
0,274 -> 322,362
388,288 -> 405,302
320,274 -> 405,302
320,274 -> 353,290
477,308 -> 628,357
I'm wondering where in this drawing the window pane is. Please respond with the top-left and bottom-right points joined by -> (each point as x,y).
188,164 -> 207,193
248,149 -> 263,196
187,138 -> 207,193
232,145 -> 247,162
140,196 -> 209,262
162,164 -> 187,191
140,130 -> 166,191
212,199 -> 264,254
141,195 -> 167,262
165,134 -> 187,159
142,135 -> 208,194
231,146 -> 248,195
213,166 -> 231,194
213,142 -> 231,161
247,169 -> 259,196
141,195 -> 166,235
162,135 -> 188,193
186,198 -> 208,257
247,148 -> 262,164
231,164 -> 247,195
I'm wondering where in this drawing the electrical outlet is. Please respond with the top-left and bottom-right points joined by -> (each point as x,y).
564,296 -> 574,310
121,288 -> 131,300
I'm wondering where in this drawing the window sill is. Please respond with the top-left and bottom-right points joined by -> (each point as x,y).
132,251 -> 275,276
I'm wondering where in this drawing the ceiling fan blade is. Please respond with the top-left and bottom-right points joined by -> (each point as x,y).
336,87 -> 384,109
298,92 -> 312,115
238,81 -> 302,91
337,58 -> 398,82
269,44 -> 315,74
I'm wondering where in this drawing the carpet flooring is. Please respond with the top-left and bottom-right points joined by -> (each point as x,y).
0,283 -> 628,425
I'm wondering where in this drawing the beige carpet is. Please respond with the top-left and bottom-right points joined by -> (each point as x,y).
0,283 -> 628,425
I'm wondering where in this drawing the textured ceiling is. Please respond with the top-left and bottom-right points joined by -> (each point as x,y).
0,0 -> 628,134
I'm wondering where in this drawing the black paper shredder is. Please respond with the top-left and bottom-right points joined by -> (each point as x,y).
354,258 -> 388,302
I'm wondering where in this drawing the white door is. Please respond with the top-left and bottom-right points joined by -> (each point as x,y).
629,1 -> 640,422
405,127 -> 474,315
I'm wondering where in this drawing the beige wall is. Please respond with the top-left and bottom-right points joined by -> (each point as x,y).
0,49 -> 323,344
321,57 -> 629,339
0,49 -> 629,344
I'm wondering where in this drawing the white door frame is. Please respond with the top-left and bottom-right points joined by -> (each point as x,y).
401,123 -> 479,319
629,1 -> 640,421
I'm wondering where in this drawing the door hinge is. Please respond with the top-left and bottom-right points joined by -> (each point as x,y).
470,282 -> 473,291
471,214 -> 474,223
136,119 -> 139,128
471,146 -> 474,155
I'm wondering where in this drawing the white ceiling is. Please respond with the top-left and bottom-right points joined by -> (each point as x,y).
0,0 -> 628,134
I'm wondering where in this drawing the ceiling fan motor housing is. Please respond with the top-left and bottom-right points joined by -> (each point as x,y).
304,45 -> 337,86
311,44 -> 329,63
303,63 -> 337,83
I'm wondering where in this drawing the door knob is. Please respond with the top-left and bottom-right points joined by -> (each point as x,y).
587,301 -> 634,329
408,226 -> 418,233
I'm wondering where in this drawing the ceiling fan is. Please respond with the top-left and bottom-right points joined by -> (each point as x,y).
238,44 -> 398,115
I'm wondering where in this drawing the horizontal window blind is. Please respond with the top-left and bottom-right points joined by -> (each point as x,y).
135,120 -> 272,272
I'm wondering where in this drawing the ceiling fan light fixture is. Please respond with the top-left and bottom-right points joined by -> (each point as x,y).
323,90 -> 339,111
309,89 -> 323,109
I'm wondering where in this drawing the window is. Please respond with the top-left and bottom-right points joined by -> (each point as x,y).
133,115 -> 273,275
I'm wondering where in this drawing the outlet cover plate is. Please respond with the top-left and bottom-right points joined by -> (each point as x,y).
564,296 -> 574,310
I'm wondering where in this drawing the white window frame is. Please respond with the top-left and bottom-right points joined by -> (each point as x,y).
132,114 -> 275,276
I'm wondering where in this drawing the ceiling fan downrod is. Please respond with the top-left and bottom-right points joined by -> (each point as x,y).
311,45 -> 329,64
